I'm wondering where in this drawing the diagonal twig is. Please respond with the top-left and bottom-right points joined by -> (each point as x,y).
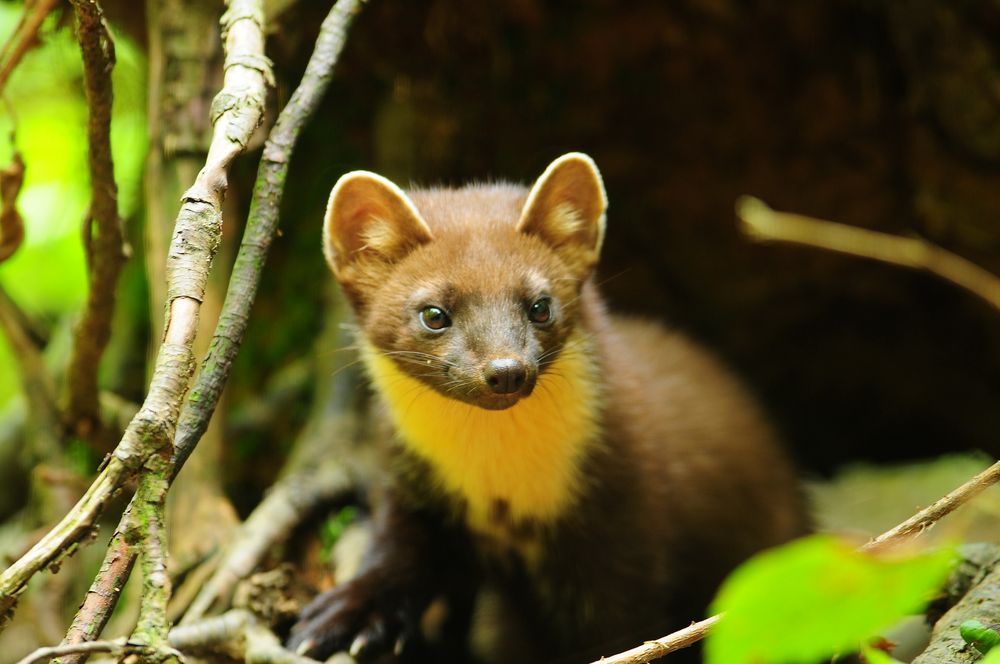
0,0 -> 61,97
736,196 -> 1000,312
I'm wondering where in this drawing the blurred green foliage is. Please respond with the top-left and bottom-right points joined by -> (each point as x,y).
0,4 -> 146,405
319,504 -> 359,563
705,535 -> 955,664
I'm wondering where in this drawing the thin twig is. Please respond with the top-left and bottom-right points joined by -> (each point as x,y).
0,0 -> 60,96
64,0 -> 127,444
735,196 -> 1000,312
15,636 -> 181,664
169,609 -> 317,663
0,0 -> 271,626
595,615 -> 721,664
861,460 -> 1000,552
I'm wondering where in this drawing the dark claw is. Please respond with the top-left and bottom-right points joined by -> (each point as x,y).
287,575 -> 427,661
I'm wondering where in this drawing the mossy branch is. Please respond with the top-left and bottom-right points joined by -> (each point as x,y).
0,0 -> 271,628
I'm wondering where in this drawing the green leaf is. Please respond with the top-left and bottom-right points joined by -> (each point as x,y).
981,647 -> 1000,664
705,535 -> 955,664
962,620 -> 1000,654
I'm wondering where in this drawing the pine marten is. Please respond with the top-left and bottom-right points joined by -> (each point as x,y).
288,153 -> 807,662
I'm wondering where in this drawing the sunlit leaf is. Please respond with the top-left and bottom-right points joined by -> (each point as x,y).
705,535 -> 955,664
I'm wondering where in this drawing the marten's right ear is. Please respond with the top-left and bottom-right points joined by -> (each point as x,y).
323,171 -> 433,278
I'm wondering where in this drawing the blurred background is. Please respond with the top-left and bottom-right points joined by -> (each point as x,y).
2,0 -> 1000,658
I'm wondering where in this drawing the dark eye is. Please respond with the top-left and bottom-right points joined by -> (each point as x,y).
420,306 -> 451,331
528,298 -> 552,324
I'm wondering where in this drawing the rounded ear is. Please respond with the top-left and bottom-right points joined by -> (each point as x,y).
323,171 -> 433,278
516,153 -> 608,276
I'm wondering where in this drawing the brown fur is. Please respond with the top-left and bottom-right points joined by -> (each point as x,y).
289,155 -> 808,663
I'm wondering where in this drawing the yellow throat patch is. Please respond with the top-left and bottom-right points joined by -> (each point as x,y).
362,334 -> 601,533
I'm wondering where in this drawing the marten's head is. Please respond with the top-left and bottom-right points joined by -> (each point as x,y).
323,153 -> 607,411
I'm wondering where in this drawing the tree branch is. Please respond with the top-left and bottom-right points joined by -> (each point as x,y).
0,0 -> 271,627
15,636 -> 181,664
0,0 -> 61,97
735,196 -> 1000,312
861,461 -> 1000,553
64,0 -> 128,444
595,615 -> 721,664
169,609 -> 317,664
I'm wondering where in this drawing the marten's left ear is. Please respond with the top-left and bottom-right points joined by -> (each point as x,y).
516,152 -> 608,277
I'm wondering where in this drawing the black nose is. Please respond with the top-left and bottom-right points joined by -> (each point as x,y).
485,358 -> 527,395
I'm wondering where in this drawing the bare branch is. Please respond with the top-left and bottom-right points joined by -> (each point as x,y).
14,636 -> 181,664
0,0 -> 271,624
57,523 -> 135,662
169,609 -> 317,664
0,0 -> 60,96
64,0 -> 128,444
594,615 -> 721,664
861,460 -> 1000,553
735,196 -> 1000,312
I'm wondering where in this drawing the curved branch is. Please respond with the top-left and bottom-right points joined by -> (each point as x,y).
0,0 -> 60,97
735,196 -> 1000,313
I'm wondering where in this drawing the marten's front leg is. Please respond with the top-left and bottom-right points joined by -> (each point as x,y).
287,491 -> 477,661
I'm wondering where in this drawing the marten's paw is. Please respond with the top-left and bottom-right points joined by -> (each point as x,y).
287,574 -> 424,661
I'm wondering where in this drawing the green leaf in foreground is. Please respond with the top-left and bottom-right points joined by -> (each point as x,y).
981,647 -> 1000,664
705,534 -> 955,664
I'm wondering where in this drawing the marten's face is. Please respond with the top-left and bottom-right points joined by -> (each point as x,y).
356,222 -> 584,410
323,154 -> 607,411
